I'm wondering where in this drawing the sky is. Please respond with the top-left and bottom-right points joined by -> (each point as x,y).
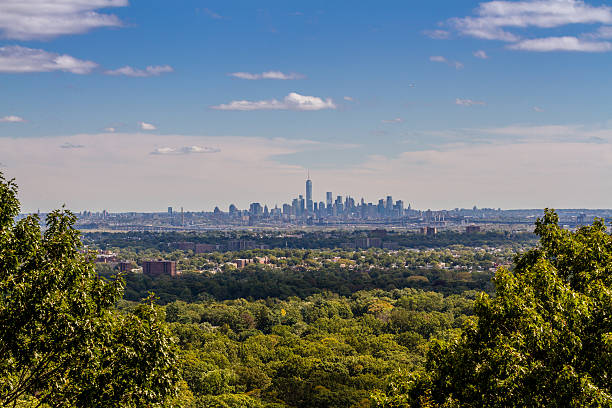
1,0 -> 612,212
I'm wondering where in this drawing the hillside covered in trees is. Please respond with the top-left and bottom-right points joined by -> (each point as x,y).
2,173 -> 611,407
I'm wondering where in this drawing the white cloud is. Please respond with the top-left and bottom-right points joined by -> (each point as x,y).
104,127 -> 116,132
424,29 -> 451,39
139,122 -> 157,130
473,50 -> 489,59
0,0 -> 128,40
105,65 -> 174,77
0,46 -> 98,74
533,106 -> 544,112
455,98 -> 486,106
429,55 -> 463,69
450,0 -> 612,42
509,36 -> 612,51
343,96 -> 354,101
228,71 -> 305,80
382,118 -> 403,124
151,146 -> 221,155
0,115 -> 25,123
211,92 -> 336,111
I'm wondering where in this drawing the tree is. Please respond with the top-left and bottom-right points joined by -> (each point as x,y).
0,173 -> 179,407
373,209 -> 612,407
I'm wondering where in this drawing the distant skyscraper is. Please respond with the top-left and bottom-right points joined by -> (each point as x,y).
249,203 -> 263,215
326,192 -> 333,207
167,206 -> 173,215
306,177 -> 313,212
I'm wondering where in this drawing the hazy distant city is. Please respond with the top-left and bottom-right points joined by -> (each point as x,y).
23,176 -> 612,232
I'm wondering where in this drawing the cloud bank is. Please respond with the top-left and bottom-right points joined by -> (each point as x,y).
2,129 -> 612,212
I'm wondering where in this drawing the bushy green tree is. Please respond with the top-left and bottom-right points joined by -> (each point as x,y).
373,210 -> 612,407
0,174 -> 179,407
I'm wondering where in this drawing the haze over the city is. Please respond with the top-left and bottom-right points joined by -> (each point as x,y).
1,0 -> 612,212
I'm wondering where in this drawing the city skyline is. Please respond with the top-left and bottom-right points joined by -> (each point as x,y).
2,1 -> 612,211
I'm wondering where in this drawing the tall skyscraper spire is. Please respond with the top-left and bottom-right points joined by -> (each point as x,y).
306,172 -> 313,213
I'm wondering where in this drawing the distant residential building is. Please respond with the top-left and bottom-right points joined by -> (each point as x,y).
142,260 -> 178,277
227,239 -> 257,251
382,242 -> 399,250
233,257 -> 269,268
234,259 -> 251,268
195,243 -> 222,253
171,241 -> 196,251
355,237 -> 383,249
116,261 -> 136,273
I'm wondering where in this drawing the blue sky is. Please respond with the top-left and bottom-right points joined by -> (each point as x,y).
1,0 -> 612,212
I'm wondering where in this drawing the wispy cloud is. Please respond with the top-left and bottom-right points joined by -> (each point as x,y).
429,55 -> 463,69
60,142 -> 84,149
0,46 -> 97,74
436,0 -> 612,52
424,29 -> 450,39
0,0 -> 128,40
139,122 -> 157,130
151,146 -> 221,155
105,65 -> 174,77
0,115 -> 25,123
202,8 -> 223,19
343,96 -> 354,102
587,26 -> 612,39
382,118 -> 403,124
450,0 -> 612,41
228,71 -> 305,80
509,36 -> 612,52
456,98 -> 486,106
211,92 -> 336,111
533,106 -> 544,112
473,50 -> 489,59
104,127 -> 116,132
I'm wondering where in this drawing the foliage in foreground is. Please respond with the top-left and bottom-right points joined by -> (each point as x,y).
157,288 -> 475,408
373,210 -> 612,407
0,174 -> 179,407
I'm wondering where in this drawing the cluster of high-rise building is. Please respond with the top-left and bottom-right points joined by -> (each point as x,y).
224,177 -> 411,222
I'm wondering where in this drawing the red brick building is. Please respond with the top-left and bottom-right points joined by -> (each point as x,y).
142,260 -> 178,277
